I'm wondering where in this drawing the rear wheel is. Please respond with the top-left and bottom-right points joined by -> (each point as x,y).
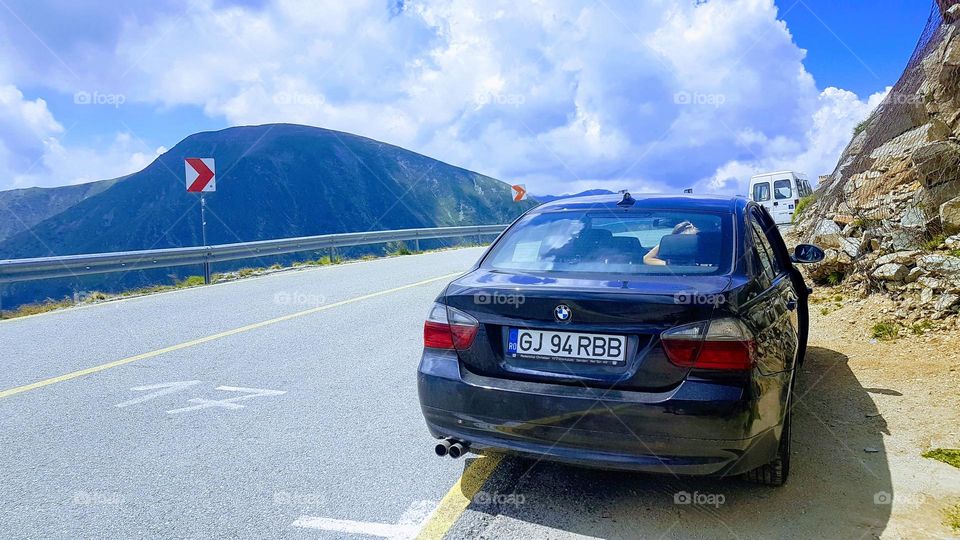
744,401 -> 792,486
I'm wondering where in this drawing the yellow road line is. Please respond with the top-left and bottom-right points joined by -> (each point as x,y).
0,272 -> 460,400
416,454 -> 503,540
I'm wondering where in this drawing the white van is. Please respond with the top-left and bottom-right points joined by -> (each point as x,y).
748,171 -> 812,225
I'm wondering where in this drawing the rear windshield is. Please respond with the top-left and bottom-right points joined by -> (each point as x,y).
483,210 -> 731,276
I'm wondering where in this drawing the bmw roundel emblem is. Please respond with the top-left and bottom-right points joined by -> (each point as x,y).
554,304 -> 572,322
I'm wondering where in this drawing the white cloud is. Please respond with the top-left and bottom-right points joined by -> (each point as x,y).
0,82 -> 163,189
700,86 -> 888,195
0,0 -> 886,196
32,133 -> 165,187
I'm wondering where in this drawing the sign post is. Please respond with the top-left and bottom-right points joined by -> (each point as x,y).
185,158 -> 216,284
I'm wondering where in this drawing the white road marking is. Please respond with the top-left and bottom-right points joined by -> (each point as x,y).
115,381 -> 202,408
291,500 -> 436,540
166,386 -> 286,414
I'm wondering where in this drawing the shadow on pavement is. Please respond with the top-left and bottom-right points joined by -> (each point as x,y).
449,346 -> 893,539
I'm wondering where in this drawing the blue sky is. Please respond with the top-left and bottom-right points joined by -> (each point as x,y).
779,0 -> 931,96
0,0 -> 939,195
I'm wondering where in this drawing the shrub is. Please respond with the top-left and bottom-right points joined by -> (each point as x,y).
910,320 -> 934,335
871,321 -> 899,341
178,275 -> 206,287
923,234 -> 946,251
852,118 -> 870,137
792,195 -> 816,222
945,503 -> 960,531
922,448 -> 960,469
386,241 -> 413,256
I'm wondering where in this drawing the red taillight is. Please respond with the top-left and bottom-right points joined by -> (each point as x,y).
424,320 -> 456,349
423,303 -> 479,350
661,319 -> 755,371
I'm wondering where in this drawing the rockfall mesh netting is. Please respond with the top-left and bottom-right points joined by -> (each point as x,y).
798,0 -> 960,294
806,0 -> 959,235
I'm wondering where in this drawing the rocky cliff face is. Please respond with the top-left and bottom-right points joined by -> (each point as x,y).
796,2 -> 960,322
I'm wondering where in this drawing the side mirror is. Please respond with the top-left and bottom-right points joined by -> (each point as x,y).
791,243 -> 825,264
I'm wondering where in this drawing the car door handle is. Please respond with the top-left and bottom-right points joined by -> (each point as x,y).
786,299 -> 797,311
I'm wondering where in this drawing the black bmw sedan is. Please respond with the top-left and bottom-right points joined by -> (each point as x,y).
417,193 -> 824,486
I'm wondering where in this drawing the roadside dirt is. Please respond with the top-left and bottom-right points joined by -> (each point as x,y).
446,289 -> 960,539
804,288 -> 960,538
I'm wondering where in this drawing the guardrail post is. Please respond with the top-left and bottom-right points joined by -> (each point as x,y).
203,259 -> 211,285
0,283 -> 4,320
414,237 -> 420,253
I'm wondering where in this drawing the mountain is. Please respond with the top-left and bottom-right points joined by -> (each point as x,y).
0,178 -> 119,242
533,189 -> 616,203
0,123 -> 536,306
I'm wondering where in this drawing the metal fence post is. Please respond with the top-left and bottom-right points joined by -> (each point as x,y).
201,193 -> 211,284
203,256 -> 212,285
414,237 -> 420,253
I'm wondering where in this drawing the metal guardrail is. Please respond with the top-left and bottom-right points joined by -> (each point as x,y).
0,224 -> 507,284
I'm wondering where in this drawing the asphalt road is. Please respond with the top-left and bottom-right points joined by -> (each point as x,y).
0,246 -> 903,539
0,248 -> 485,539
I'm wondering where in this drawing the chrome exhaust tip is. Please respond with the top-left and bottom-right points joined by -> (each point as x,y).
448,441 -> 468,459
435,439 -> 453,457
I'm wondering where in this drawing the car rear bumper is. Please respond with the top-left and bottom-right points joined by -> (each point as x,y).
417,350 -> 784,476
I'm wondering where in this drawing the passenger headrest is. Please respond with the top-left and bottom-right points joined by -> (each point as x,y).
657,234 -> 699,265
578,228 -> 613,243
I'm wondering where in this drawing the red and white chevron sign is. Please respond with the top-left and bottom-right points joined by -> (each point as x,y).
185,158 -> 216,193
511,184 -> 527,202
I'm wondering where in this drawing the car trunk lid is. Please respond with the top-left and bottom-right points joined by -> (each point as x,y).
445,269 -> 733,391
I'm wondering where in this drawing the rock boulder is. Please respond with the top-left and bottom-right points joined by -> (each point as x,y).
872,263 -> 909,281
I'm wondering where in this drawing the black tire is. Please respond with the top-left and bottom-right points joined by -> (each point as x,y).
744,402 -> 792,486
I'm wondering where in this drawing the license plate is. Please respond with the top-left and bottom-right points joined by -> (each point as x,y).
508,328 -> 627,365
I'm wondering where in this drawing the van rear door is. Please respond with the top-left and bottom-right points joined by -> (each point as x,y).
750,176 -> 772,212
770,176 -> 795,224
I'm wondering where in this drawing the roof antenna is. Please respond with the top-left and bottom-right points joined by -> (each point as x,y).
617,191 -> 635,207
